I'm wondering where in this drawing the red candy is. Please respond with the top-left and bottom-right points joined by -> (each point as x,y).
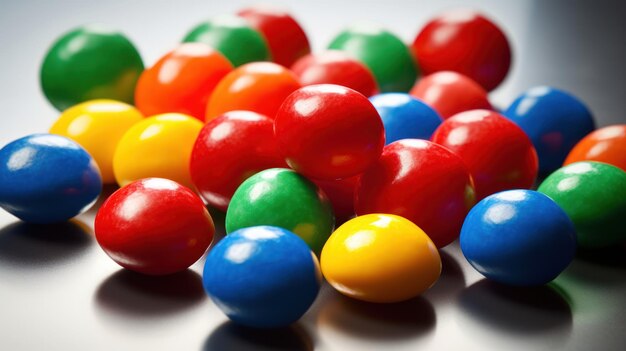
238,5 -> 311,67
291,51 -> 378,97
410,71 -> 492,119
312,176 -> 358,224
190,111 -> 286,211
95,178 -> 214,275
355,139 -> 475,248
412,10 -> 512,91
274,84 -> 385,180
432,110 -> 538,200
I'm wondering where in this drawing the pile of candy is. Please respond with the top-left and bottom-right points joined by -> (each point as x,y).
1,5 -> 625,329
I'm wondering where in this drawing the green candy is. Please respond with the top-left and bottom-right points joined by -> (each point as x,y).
226,168 -> 335,253
183,15 -> 270,67
328,24 -> 419,92
40,26 -> 144,111
538,161 -> 626,248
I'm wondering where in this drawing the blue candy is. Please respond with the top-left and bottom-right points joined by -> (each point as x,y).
369,93 -> 442,144
503,86 -> 595,174
460,189 -> 576,286
0,134 -> 102,223
203,226 -> 321,328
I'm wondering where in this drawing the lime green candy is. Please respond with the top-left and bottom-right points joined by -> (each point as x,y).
538,161 -> 626,248
226,168 -> 335,253
183,15 -> 270,67
40,26 -> 144,111
328,24 -> 419,92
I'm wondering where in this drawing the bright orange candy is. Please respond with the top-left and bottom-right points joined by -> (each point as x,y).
205,62 -> 301,121
135,43 -> 233,121
564,125 -> 626,171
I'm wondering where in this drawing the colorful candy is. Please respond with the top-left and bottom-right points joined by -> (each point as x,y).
321,214 -> 441,303
274,84 -> 385,180
203,226 -> 320,328
190,111 -> 286,211
49,99 -> 143,184
328,24 -> 418,92
113,113 -> 203,188
460,190 -> 576,286
538,162 -> 626,248
432,110 -> 538,200
369,93 -> 442,143
40,25 -> 144,111
564,124 -> 626,170
0,134 -> 101,223
134,43 -> 233,121
225,168 -> 334,253
412,10 -> 511,91
355,139 -> 475,248
504,86 -> 596,174
312,176 -> 358,225
95,178 -> 214,275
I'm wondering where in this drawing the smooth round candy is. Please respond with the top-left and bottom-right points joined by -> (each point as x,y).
0,134 -> 102,223
565,125 -> 626,170
370,93 -> 442,144
504,87 -> 596,174
206,62 -> 301,121
321,214 -> 441,303
432,110 -> 538,200
41,26 -> 144,111
410,71 -> 492,119
226,168 -> 334,253
183,15 -> 270,67
113,113 -> 203,188
412,10 -> 511,91
460,190 -> 577,286
203,226 -> 320,328
328,24 -> 418,92
538,162 -> 626,248
312,176 -> 358,225
95,178 -> 214,275
190,111 -> 286,211
355,140 -> 475,248
291,50 -> 378,97
49,99 -> 143,184
274,84 -> 385,180
237,6 -> 310,67
135,43 -> 233,121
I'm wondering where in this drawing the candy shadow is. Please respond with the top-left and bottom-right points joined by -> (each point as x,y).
423,250 -> 466,304
202,321 -> 313,351
207,206 -> 227,244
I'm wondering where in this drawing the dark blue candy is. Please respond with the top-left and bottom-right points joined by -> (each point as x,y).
460,189 -> 576,286
0,134 -> 102,223
503,86 -> 595,174
203,226 -> 320,328
369,93 -> 442,144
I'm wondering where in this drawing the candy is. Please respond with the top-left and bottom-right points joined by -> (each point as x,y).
312,176 -> 358,225
564,125 -> 626,170
225,168 -> 334,253
412,10 -> 511,91
190,111 -> 286,211
113,113 -> 203,188
355,139 -> 475,248
538,162 -> 626,248
49,99 -> 143,184
134,43 -> 233,121
460,190 -> 576,286
203,226 -> 320,328
274,84 -> 385,180
369,93 -> 442,143
321,214 -> 441,303
95,178 -> 214,275
40,25 -> 144,111
0,134 -> 101,223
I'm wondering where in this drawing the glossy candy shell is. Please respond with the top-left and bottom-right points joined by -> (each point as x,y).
564,124 -> 626,170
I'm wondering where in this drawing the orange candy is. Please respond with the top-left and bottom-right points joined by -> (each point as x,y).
564,125 -> 626,171
135,43 -> 233,121
205,62 -> 301,121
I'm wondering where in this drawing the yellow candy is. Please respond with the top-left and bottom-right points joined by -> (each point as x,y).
321,214 -> 441,303
49,99 -> 143,183
113,113 -> 203,188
